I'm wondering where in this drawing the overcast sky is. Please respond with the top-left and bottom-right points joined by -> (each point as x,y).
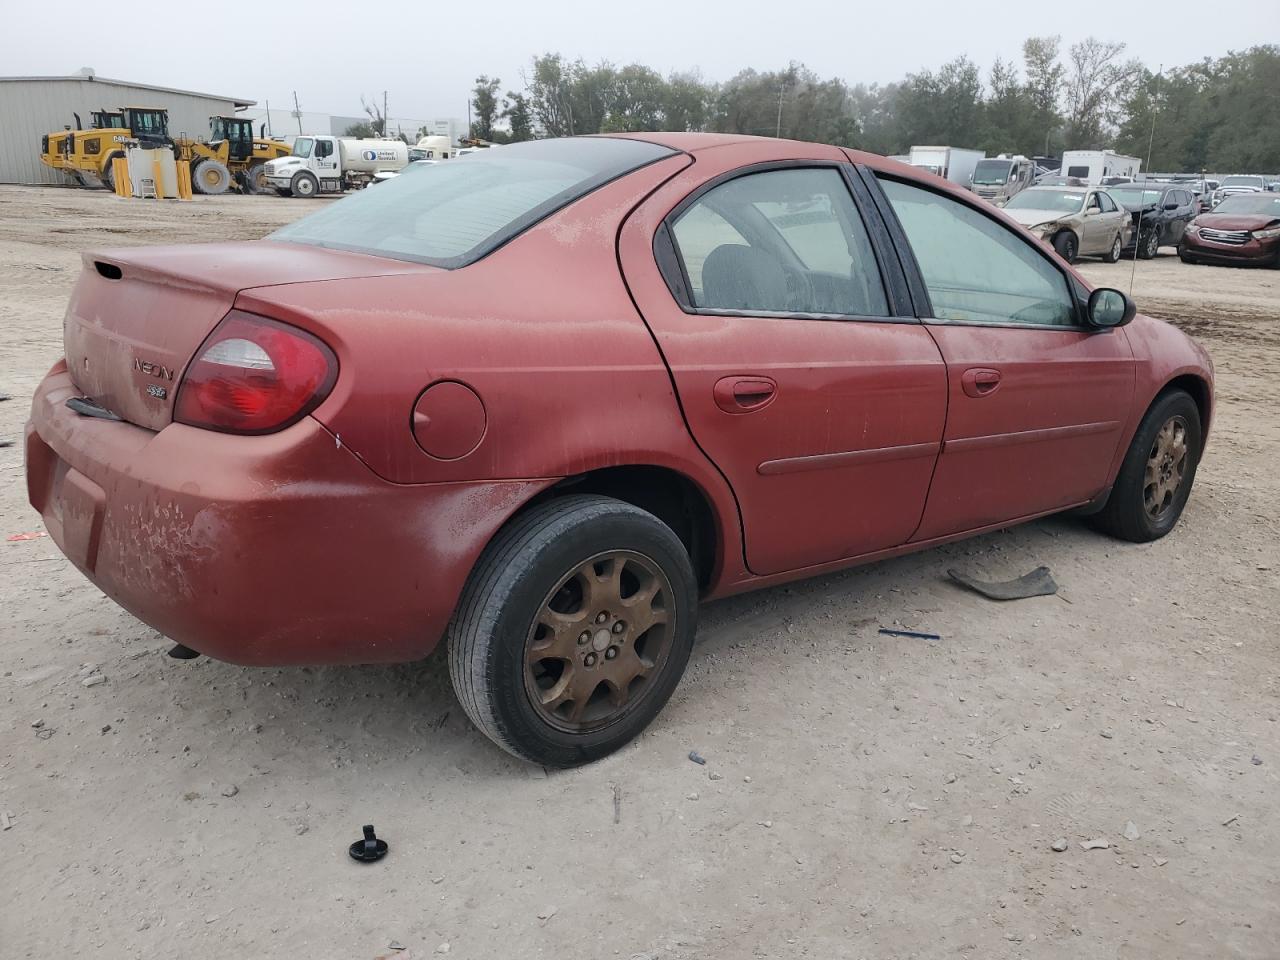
5,0 -> 1279,122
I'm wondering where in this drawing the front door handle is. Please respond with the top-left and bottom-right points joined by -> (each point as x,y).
961,367 -> 1001,398
713,376 -> 777,413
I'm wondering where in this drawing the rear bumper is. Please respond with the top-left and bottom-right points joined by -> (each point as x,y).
26,364 -> 551,665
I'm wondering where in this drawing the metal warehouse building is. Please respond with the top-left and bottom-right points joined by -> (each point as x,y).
0,70 -> 253,184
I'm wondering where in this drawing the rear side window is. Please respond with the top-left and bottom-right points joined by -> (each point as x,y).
271,137 -> 676,268
669,167 -> 888,317
880,178 -> 1075,327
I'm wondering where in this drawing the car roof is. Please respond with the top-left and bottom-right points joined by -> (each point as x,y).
1025,184 -> 1091,194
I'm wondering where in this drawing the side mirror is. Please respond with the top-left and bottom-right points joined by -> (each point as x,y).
1087,288 -> 1135,329
1164,201 -> 1179,210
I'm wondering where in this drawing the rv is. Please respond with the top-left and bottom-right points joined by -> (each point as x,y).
1058,150 -> 1142,186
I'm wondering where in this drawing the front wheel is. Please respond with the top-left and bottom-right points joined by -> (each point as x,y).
1178,244 -> 1197,265
1052,231 -> 1078,264
1104,232 -> 1123,263
242,162 -> 268,194
290,171 -> 319,198
1091,391 -> 1202,542
192,159 -> 231,195
449,495 -> 698,768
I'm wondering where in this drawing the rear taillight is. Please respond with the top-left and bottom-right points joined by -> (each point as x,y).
174,311 -> 337,435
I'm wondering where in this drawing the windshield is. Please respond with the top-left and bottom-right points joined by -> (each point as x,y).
1005,190 -> 1084,214
972,160 -> 1013,185
1108,187 -> 1165,207
292,137 -> 313,158
1213,194 -> 1280,216
271,137 -> 676,268
1221,176 -> 1264,188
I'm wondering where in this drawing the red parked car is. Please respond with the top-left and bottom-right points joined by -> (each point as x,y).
1179,192 -> 1280,267
26,134 -> 1213,766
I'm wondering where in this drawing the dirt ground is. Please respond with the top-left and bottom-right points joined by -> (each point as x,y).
1,184 -> 1277,960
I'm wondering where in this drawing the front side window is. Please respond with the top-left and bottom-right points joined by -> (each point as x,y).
1097,192 -> 1117,213
880,178 -> 1076,327
669,167 -> 888,317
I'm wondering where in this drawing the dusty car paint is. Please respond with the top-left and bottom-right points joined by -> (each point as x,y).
26,133 -> 1213,666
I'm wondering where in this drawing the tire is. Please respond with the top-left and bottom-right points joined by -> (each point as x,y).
290,172 -> 319,198
1104,232 -> 1123,263
192,159 -> 231,195
274,187 -> 291,197
101,152 -> 125,192
242,162 -> 268,195
1052,231 -> 1078,264
1139,229 -> 1160,260
449,495 -> 698,768
1091,391 -> 1202,543
1177,244 -> 1197,265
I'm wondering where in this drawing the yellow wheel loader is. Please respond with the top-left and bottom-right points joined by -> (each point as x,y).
40,109 -> 290,194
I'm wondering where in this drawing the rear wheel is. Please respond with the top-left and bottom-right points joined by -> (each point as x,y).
1139,229 -> 1160,260
242,162 -> 268,195
1104,232 -> 1123,263
1091,391 -> 1202,542
192,160 -> 231,195
290,171 -> 319,198
449,495 -> 698,768
101,152 -> 125,192
1052,231 -> 1078,264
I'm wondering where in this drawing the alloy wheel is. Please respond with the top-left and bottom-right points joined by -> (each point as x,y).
524,550 -> 674,733
1144,415 -> 1189,519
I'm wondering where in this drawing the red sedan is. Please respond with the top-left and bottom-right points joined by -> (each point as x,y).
26,134 -> 1213,766
1179,192 -> 1280,267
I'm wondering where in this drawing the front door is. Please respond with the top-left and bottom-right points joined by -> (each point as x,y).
874,176 -> 1136,540
621,158 -> 947,576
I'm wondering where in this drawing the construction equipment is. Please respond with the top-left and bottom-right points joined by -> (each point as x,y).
40,108 -> 290,194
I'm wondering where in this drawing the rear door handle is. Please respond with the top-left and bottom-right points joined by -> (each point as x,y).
961,367 -> 1001,398
713,376 -> 777,413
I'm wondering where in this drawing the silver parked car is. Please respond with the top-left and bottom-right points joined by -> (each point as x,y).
1002,185 -> 1132,263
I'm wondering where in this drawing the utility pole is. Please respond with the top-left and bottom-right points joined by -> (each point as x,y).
292,91 -> 303,135
383,90 -> 388,137
264,99 -> 271,137
776,83 -> 785,138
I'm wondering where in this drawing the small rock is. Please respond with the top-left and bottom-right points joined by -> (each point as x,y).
35,728 -> 55,741
294,823 -> 308,836
537,906 -> 557,921
100,724 -> 112,735
1123,821 -> 1140,841
708,771 -> 723,781
1100,729 -> 1114,739
962,814 -> 973,827
30,719 -> 43,729
907,802 -> 927,812
431,876 -> 444,884
1251,755 -> 1263,766
1080,839 -> 1110,851
758,820 -> 773,828
686,791 -> 699,801
1051,839 -> 1068,852
435,942 -> 450,954
1222,814 -> 1239,826
743,776 -> 752,783
688,750 -> 706,765
81,674 -> 107,688
387,941 -> 405,951
204,915 -> 219,924
219,784 -> 239,798
1154,857 -> 1169,867
943,772 -> 957,784
949,852 -> 963,864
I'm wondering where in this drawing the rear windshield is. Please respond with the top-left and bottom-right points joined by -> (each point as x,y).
271,137 -> 676,268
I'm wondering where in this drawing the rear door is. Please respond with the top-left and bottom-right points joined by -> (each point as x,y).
867,174 -> 1136,539
619,150 -> 946,576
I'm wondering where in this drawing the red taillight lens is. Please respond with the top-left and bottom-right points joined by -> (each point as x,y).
174,311 -> 338,434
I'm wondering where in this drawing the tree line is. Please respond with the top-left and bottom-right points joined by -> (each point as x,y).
463,41 -> 1278,172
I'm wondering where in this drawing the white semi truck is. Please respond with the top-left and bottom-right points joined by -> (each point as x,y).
908,145 -> 985,186
264,135 -> 409,197
1058,150 -> 1142,185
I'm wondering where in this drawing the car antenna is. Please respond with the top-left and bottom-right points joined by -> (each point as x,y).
1130,63 -> 1162,296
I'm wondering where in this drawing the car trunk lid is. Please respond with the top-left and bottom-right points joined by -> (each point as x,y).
64,242 -> 433,431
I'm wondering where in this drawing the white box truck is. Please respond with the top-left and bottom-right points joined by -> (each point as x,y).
264,136 -> 409,197
1059,150 -> 1142,185
908,145 -> 985,186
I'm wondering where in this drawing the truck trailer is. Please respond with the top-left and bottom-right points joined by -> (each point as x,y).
264,135 -> 410,197
907,145 -> 985,186
1058,150 -> 1142,186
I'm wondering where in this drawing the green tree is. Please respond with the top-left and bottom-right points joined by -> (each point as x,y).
471,75 -> 502,140
1063,37 -> 1141,148
503,92 -> 534,141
